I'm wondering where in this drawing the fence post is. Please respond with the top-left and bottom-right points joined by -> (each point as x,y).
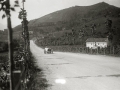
113,46 -> 114,55
91,48 -> 92,54
110,46 -> 112,54
97,48 -> 98,54
104,48 -> 105,55
86,47 -> 87,53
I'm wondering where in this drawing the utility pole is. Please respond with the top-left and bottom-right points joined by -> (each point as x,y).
20,0 -> 30,89
21,0 -> 29,52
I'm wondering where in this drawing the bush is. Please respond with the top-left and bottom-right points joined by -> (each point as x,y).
0,42 -> 8,52
0,55 -> 9,90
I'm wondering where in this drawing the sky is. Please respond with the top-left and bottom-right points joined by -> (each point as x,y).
0,0 -> 120,30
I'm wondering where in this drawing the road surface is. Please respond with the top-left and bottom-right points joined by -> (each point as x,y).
30,40 -> 120,90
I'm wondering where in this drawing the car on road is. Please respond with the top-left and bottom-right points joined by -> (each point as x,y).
44,47 -> 53,54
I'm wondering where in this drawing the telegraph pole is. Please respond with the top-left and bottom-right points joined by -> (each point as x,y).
20,0 -> 30,89
21,0 -> 29,52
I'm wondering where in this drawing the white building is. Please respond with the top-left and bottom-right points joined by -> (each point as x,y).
86,38 -> 109,49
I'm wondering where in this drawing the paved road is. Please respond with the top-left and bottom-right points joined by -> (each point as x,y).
30,41 -> 120,90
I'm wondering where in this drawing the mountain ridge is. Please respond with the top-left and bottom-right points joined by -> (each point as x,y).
14,2 -> 119,29
27,2 -> 119,24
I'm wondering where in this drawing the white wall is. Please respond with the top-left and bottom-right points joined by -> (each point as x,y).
86,42 -> 107,49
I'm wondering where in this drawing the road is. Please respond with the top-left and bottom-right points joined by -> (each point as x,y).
30,40 -> 120,90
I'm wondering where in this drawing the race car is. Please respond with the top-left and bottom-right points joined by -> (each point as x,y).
44,47 -> 53,54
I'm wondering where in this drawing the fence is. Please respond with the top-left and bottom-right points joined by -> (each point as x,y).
48,45 -> 120,56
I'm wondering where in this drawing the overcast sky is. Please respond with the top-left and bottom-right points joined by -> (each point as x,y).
0,0 -> 120,29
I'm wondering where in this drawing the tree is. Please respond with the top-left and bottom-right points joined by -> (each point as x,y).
71,28 -> 76,44
105,19 -> 114,43
0,0 -> 19,90
1,42 -> 8,51
0,0 -> 19,18
91,23 -> 96,37
79,29 -> 84,39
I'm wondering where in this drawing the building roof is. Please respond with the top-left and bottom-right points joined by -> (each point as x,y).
86,38 -> 108,42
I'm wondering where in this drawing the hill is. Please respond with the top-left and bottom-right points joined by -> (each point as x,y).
13,2 -> 120,46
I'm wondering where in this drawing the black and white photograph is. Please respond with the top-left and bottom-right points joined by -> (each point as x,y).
0,0 -> 120,90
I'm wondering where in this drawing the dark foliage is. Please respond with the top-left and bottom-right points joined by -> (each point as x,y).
0,0 -> 19,18
0,42 -> 8,52
0,54 -> 9,90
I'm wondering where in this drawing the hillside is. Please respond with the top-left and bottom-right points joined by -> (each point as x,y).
13,2 -> 120,46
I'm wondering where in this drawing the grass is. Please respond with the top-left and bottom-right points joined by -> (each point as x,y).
0,53 -> 9,90
29,71 -> 48,90
27,52 -> 49,90
0,49 -> 49,90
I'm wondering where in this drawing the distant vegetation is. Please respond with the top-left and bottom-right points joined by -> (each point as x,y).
0,42 -> 8,52
0,39 -> 21,53
0,30 -> 8,42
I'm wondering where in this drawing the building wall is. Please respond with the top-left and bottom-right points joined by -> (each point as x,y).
86,42 -> 107,49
